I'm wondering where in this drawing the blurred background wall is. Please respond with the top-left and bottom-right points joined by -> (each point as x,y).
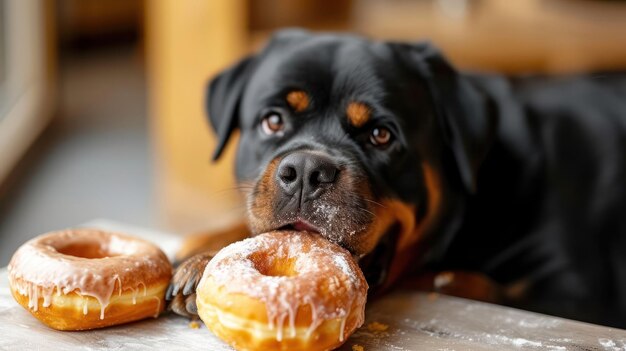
1,0 -> 626,265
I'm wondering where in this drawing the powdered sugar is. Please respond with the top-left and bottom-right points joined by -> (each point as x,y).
598,338 -> 626,350
314,203 -> 339,222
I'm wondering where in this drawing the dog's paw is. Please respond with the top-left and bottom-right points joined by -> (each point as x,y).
166,252 -> 213,318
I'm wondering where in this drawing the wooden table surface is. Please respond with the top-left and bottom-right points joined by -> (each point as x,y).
1,220 -> 625,350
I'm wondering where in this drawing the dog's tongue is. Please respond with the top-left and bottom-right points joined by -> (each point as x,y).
292,221 -> 318,232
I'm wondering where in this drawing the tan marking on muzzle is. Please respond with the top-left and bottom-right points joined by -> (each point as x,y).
248,158 -> 280,232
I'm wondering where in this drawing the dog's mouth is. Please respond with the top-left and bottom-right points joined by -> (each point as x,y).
248,196 -> 408,293
278,220 -> 322,234
276,216 -> 401,293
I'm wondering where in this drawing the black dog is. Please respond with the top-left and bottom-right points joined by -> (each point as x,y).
167,30 -> 626,328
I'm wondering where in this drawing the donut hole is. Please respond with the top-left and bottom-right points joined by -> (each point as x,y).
56,242 -> 116,259
249,252 -> 298,277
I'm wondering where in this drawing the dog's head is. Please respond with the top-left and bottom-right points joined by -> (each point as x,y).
206,30 -> 494,288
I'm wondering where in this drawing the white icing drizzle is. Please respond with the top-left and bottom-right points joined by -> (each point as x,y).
339,316 -> 347,342
200,231 -> 368,342
115,275 -> 122,296
276,313 -> 286,341
152,296 -> 162,318
304,296 -> 317,339
138,281 -> 147,297
7,229 -> 171,320
288,302 -> 297,338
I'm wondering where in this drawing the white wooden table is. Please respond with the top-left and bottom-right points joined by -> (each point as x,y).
1,220 -> 625,350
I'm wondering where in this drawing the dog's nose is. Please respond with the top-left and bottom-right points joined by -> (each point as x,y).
276,151 -> 339,199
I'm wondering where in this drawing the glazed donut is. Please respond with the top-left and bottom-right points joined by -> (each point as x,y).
8,229 -> 172,330
196,230 -> 368,351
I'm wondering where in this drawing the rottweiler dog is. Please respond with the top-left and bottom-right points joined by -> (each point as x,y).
167,30 -> 626,328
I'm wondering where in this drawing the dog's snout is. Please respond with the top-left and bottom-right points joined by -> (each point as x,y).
276,151 -> 338,199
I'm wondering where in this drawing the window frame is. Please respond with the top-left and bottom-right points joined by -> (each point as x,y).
0,0 -> 55,184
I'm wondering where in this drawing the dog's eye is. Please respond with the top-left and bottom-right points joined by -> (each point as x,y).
261,112 -> 284,135
370,127 -> 392,146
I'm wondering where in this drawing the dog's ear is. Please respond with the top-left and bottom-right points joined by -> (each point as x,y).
390,42 -> 495,193
206,55 -> 256,161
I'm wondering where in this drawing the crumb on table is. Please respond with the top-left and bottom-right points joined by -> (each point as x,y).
428,292 -> 439,301
367,321 -> 389,333
434,271 -> 455,289
352,344 -> 364,351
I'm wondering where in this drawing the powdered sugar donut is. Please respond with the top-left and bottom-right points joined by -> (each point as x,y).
8,229 -> 172,330
196,230 -> 368,351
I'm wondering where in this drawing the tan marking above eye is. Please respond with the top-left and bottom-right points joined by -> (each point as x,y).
286,90 -> 309,112
346,102 -> 371,128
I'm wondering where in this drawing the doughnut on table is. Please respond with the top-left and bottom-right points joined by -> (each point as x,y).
1,220 -> 625,350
